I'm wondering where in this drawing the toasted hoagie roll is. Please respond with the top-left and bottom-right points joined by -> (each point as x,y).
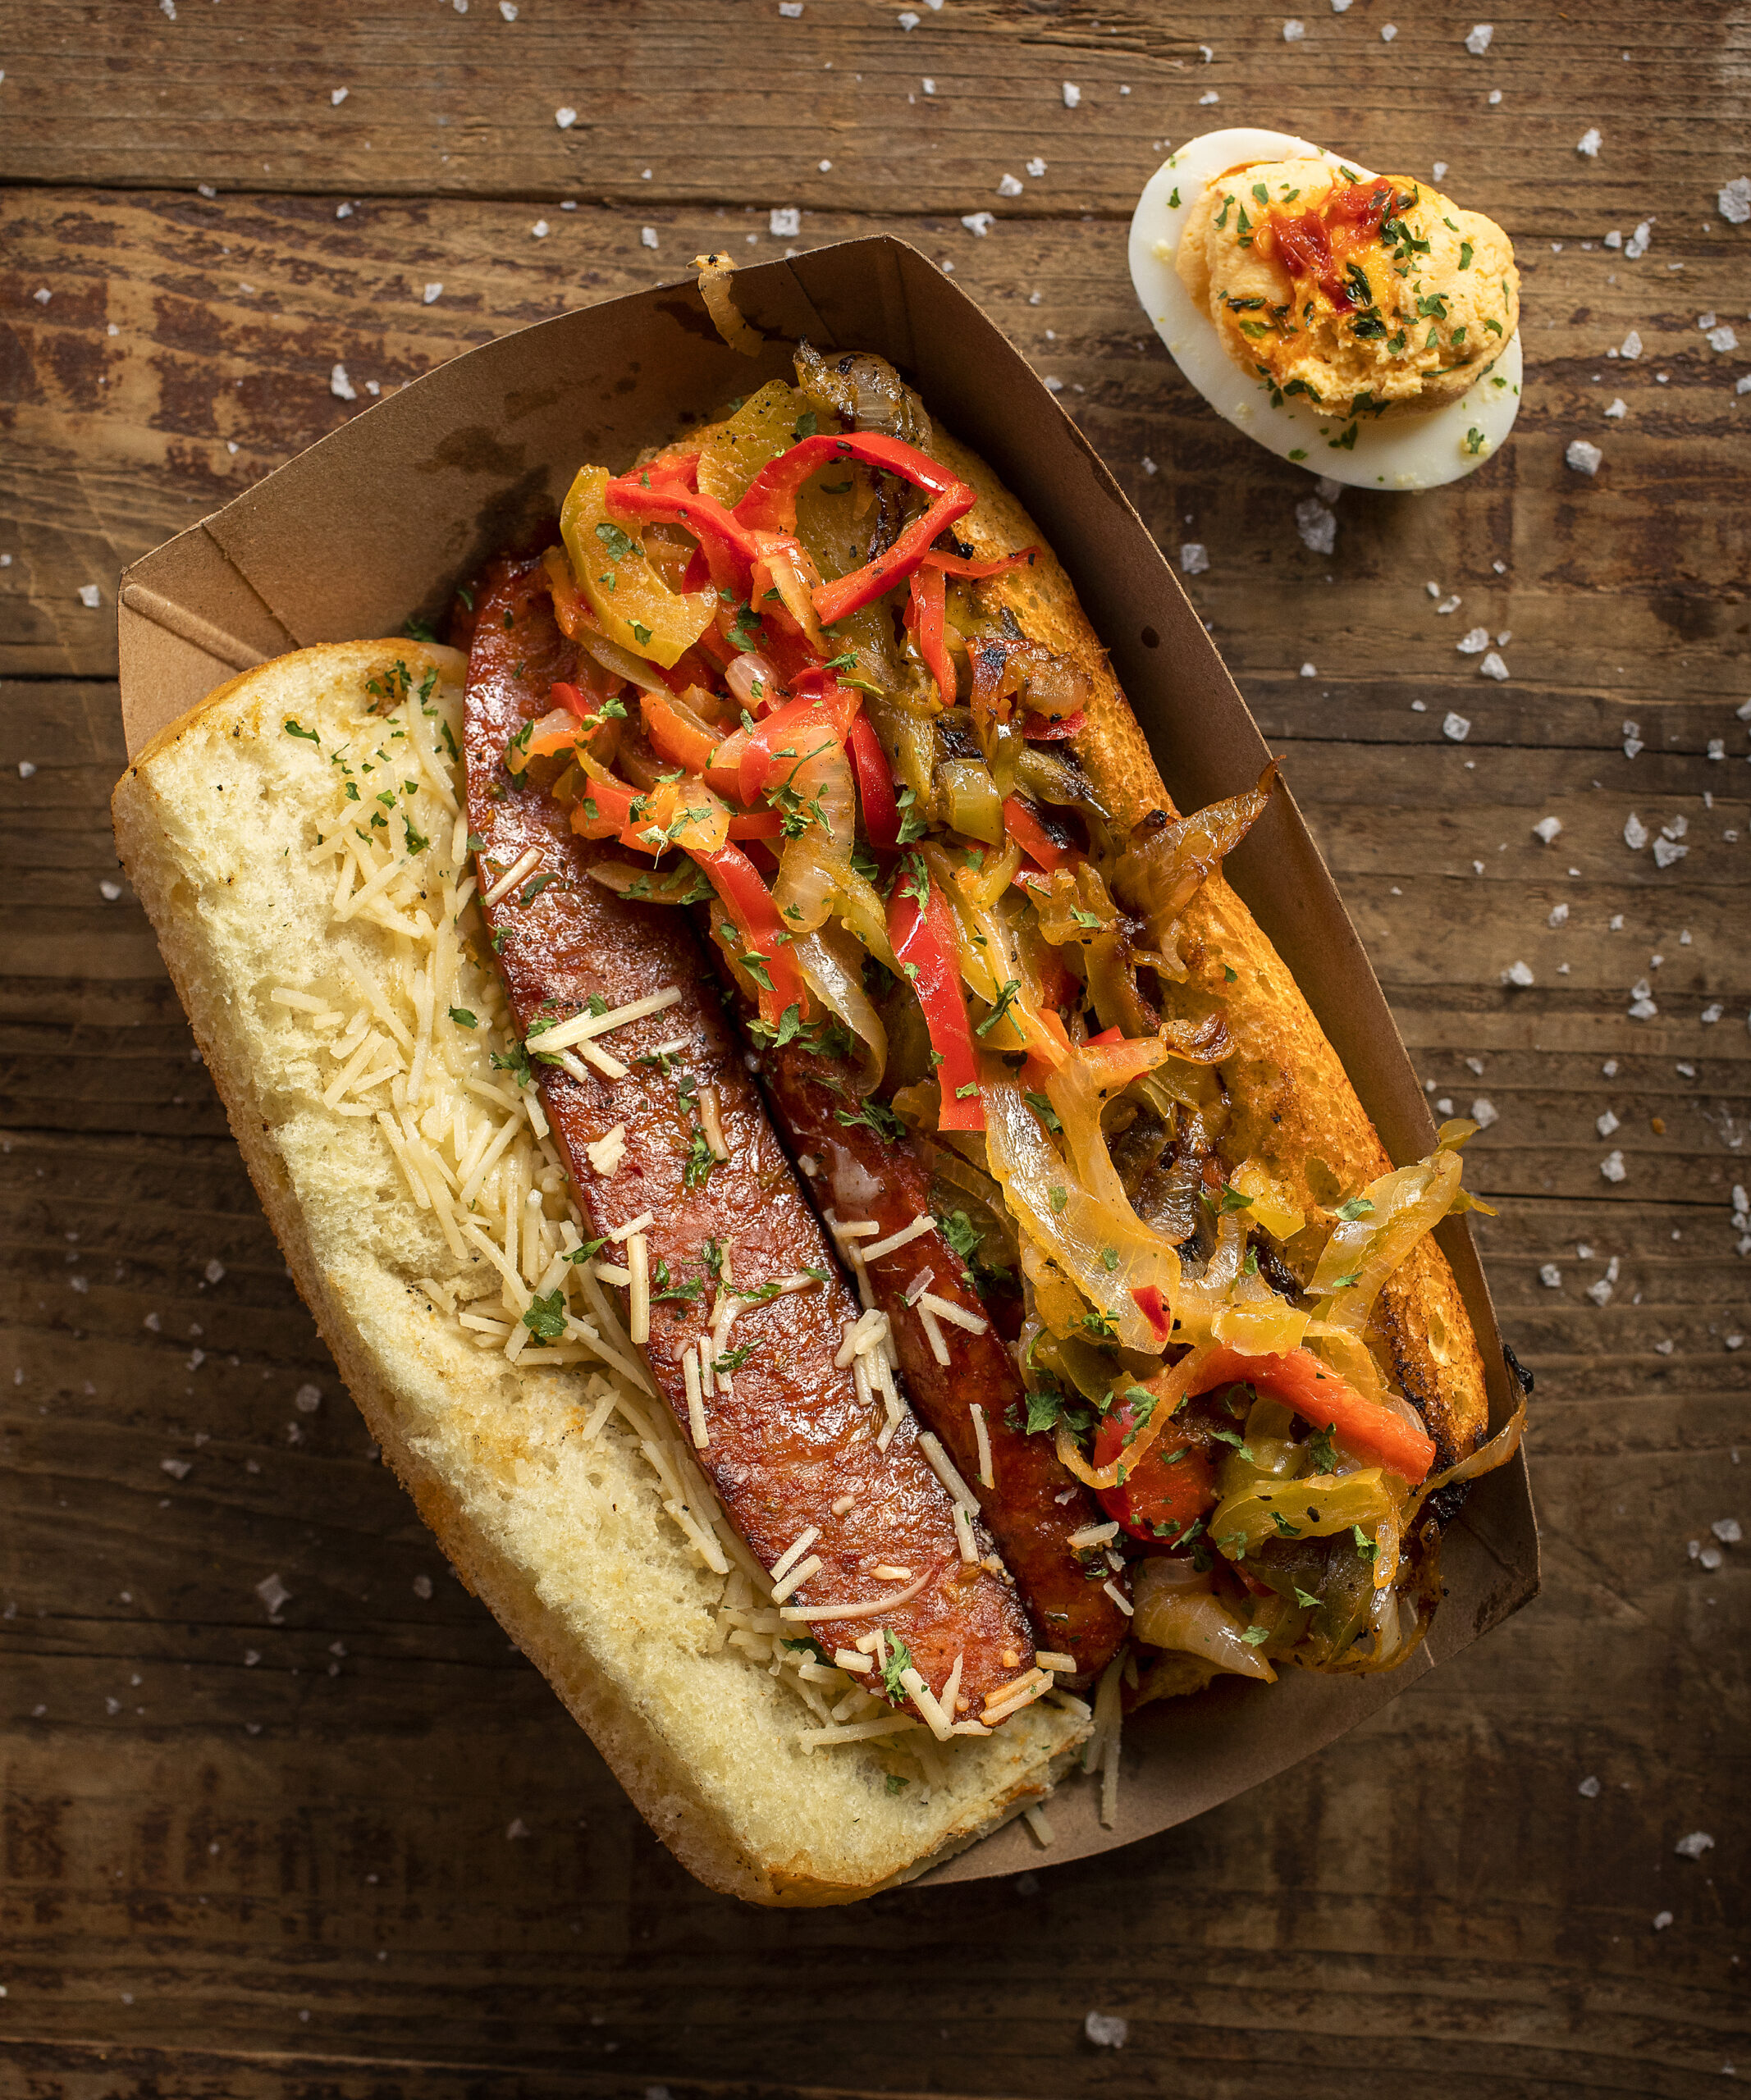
112,641 -> 1090,1906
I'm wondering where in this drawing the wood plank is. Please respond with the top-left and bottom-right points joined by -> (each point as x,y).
0,0 -> 1741,233
3,185 -> 1749,732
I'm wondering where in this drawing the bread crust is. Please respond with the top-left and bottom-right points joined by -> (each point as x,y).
930,431 -> 1489,1467
112,638 -> 1086,1906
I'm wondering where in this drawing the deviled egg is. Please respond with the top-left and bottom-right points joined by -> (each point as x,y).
1129,127 -> 1523,491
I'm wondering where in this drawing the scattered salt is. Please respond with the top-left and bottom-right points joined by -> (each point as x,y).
1464,22 -> 1493,54
1577,127 -> 1602,158
770,207 -> 800,237
1539,1264 -> 1562,1288
1479,651 -> 1510,681
1533,816 -> 1563,844
1085,2012 -> 1128,2048
1503,960 -> 1534,987
256,1573 -> 291,1614
1179,543 -> 1209,576
1456,625 -> 1488,655
1442,711 -> 1471,742
1600,1150 -> 1626,1183
1675,1831 -> 1715,1860
1295,497 -> 1336,555
555,107 -> 578,130
1566,439 -> 1602,475
1063,82 -> 1081,108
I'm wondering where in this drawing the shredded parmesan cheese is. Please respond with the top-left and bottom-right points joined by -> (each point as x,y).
861,1214 -> 935,1264
770,1527 -> 821,1585
769,1553 -> 824,1605
898,1668 -> 954,1742
697,1083 -> 730,1160
586,1124 -> 629,1176
682,1343 -> 708,1449
529,985 -> 682,1055
626,1231 -> 650,1344
1034,1650 -> 1077,1673
917,1431 -> 980,1513
970,1402 -> 994,1489
479,842 -> 542,907
797,1714 -> 920,1750
779,1568 -> 931,1623
1022,1804 -> 1055,1847
915,1296 -> 950,1367
1068,1520 -> 1120,1550
918,1290 -> 987,1335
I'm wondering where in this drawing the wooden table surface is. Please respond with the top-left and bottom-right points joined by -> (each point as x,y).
2,2 -> 1747,2093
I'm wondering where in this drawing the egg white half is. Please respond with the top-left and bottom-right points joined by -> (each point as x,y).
1128,127 -> 1523,491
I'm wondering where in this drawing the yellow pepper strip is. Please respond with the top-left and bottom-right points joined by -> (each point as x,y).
560,464 -> 714,670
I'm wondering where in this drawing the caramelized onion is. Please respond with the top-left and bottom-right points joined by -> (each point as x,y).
1113,763 -> 1279,976
792,921 -> 887,1093
982,1065 -> 1182,1359
1130,1568 -> 1277,1682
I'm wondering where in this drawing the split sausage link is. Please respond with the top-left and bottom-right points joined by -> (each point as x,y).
761,1048 -> 1132,1680
460,556 -> 1036,1714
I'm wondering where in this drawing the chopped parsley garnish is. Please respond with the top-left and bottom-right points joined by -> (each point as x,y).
594,520 -> 638,562
1458,240 -> 1474,271
880,1634 -> 915,1704
521,1287 -> 567,1344
283,718 -> 321,744
1337,1196 -> 1376,1221
973,979 -> 1022,1037
1023,1088 -> 1063,1134
446,1007 -> 477,1029
1240,1623 -> 1271,1646
834,1097 -> 905,1143
1352,1523 -> 1379,1563
1294,1585 -> 1322,1610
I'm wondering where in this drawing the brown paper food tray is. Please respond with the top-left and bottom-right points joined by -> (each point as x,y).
115,235 -> 1538,1888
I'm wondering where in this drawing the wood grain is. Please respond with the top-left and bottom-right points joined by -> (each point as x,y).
2,2 -> 1749,2093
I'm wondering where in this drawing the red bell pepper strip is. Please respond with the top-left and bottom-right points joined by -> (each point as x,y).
1022,706 -> 1086,742
1092,1401 -> 1218,1543
568,772 -> 638,843
691,839 -> 808,1026
1130,1285 -> 1174,1347
734,431 -> 977,628
905,564 -> 955,708
606,466 -> 762,597
1186,1345 -> 1437,1486
922,546 -> 1040,579
1000,794 -> 1069,872
736,684 -> 858,808
640,690 -> 720,774
848,711 -> 901,851
887,869 -> 985,1132
725,808 -> 784,841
